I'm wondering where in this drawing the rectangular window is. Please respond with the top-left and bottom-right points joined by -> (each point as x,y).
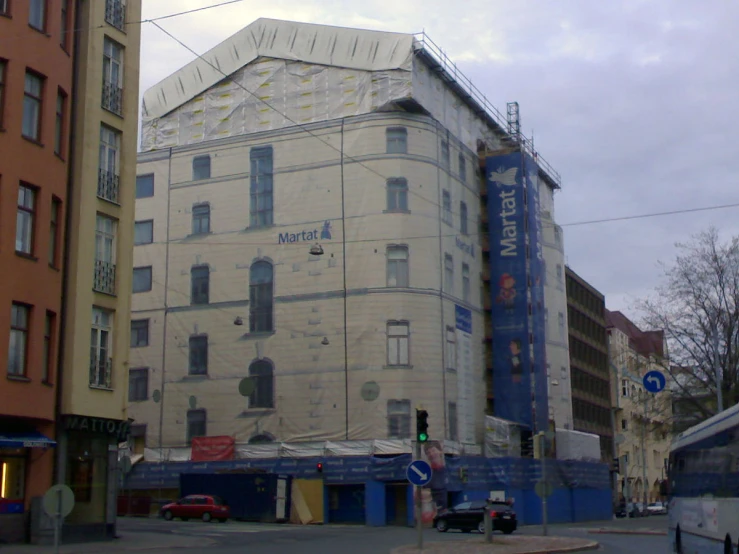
621,419 -> 627,430
102,37 -> 123,115
458,152 -> 466,183
442,190 -> 452,225
387,399 -> 410,439
387,322 -> 409,367
462,263 -> 470,303
16,185 -> 36,255
98,125 -> 121,203
0,60 -> 7,129
250,146 -> 273,228
188,336 -> 208,375
132,266 -> 152,293
134,220 -> 153,245
135,174 -> 154,198
190,265 -> 209,305
93,214 -> 117,294
8,303 -> 29,376
621,379 -> 628,397
386,245 -> 409,287
192,155 -> 210,180
43,311 -> 54,382
128,368 -> 149,402
104,0 -> 125,30
448,402 -> 458,441
0,456 -> 25,503
60,0 -> 70,49
386,127 -> 407,154
130,319 -> 149,347
460,201 -> 468,235
444,253 -> 453,293
90,307 -> 112,388
441,140 -> 450,169
49,197 -> 60,266
54,90 -> 65,156
445,326 -> 456,371
186,409 -> 206,442
29,0 -> 45,30
23,71 -> 43,141
386,178 -> 408,212
192,204 -> 210,234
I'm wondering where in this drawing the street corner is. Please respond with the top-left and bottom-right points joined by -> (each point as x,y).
587,527 -> 667,536
390,535 -> 599,554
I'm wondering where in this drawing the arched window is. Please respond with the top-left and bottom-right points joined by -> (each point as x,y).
249,261 -> 273,332
248,359 -> 274,409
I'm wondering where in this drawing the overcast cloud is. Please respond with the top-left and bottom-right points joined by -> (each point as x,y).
138,0 -> 739,322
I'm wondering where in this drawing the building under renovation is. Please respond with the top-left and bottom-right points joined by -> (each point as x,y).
125,18 -> 607,526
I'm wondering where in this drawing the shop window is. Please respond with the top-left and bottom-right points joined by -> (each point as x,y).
0,450 -> 25,502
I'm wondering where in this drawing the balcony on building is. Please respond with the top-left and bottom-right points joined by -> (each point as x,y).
102,81 -> 123,116
105,0 -> 126,30
98,169 -> 120,204
93,259 -> 117,295
90,356 -> 113,389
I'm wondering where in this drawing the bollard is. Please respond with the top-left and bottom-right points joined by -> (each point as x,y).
484,501 -> 493,543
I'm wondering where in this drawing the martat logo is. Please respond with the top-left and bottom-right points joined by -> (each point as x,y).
278,220 -> 332,244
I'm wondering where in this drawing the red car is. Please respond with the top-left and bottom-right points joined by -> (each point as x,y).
161,495 -> 230,522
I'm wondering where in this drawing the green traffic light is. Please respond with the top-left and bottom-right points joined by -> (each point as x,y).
419,433 -> 428,442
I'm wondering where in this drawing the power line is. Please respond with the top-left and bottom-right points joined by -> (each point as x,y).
560,202 -> 739,228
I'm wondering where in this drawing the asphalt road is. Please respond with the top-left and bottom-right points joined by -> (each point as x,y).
117,514 -> 669,554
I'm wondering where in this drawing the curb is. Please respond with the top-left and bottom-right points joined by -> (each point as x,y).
515,541 -> 599,554
588,529 -> 667,536
390,539 -> 600,554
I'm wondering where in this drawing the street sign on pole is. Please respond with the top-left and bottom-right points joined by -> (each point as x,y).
643,370 -> 666,394
406,460 -> 432,487
43,485 -> 75,554
535,480 -> 553,498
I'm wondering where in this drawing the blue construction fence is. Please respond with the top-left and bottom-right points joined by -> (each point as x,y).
123,454 -> 612,526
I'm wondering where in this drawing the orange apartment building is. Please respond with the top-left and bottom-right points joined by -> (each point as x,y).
0,0 -> 74,542
0,0 -> 141,544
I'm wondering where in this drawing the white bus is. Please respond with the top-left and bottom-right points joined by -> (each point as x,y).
668,402 -> 739,553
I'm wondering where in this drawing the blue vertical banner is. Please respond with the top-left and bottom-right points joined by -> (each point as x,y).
486,153 -> 532,428
524,154 -> 550,434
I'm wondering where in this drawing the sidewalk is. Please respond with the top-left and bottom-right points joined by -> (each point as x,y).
0,532 -> 216,553
391,536 -> 599,554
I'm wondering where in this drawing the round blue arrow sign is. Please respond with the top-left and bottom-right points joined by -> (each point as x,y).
643,370 -> 666,394
406,460 -> 433,486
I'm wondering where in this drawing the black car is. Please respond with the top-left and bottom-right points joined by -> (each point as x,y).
433,500 -> 517,534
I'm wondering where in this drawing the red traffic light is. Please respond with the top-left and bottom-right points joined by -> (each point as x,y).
317,462 -> 323,473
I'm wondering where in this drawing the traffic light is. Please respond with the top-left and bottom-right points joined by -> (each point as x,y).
533,432 -> 544,460
416,409 -> 429,443
612,457 -> 620,474
316,462 -> 323,473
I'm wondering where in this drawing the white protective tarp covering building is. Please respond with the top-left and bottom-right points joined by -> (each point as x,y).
555,428 -> 601,462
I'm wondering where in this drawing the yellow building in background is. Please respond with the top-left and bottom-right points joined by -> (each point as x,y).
607,310 -> 672,506
55,0 -> 141,541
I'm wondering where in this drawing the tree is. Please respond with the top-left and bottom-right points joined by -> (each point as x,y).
638,227 -> 739,426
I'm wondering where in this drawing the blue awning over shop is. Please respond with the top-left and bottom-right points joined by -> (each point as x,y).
0,432 -> 56,449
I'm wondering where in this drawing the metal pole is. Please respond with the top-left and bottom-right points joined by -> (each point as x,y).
714,325 -> 723,413
540,433 -> 548,536
415,440 -> 423,551
53,489 -> 61,554
641,393 -> 649,510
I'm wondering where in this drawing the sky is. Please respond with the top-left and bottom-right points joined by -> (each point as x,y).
137,0 -> 739,324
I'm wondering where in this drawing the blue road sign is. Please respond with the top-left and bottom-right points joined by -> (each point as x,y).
643,370 -> 666,394
406,460 -> 432,486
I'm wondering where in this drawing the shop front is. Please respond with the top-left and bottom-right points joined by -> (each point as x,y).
57,414 -> 130,542
0,425 -> 56,543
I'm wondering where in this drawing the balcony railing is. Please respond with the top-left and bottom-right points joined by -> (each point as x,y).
93,259 -> 116,295
102,82 -> 123,116
97,169 -> 120,204
89,356 -> 113,389
105,0 -> 126,30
